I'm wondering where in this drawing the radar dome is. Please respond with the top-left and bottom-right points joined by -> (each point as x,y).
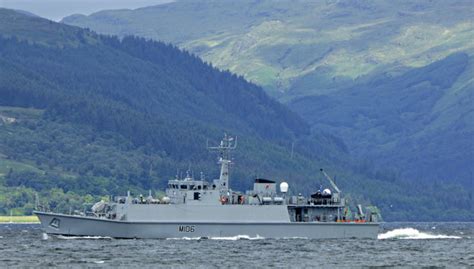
280,182 -> 289,193
322,189 -> 332,195
161,196 -> 171,204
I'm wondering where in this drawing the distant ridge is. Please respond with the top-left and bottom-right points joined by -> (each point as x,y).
0,8 -> 472,221
12,9 -> 40,18
60,0 -> 474,202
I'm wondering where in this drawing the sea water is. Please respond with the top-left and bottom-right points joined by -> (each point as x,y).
0,222 -> 473,268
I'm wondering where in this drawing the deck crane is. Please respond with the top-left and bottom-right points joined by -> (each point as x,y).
320,168 -> 341,194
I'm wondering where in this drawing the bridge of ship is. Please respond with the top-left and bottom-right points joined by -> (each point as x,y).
89,134 -> 379,223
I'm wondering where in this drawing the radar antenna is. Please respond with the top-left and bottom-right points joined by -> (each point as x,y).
207,133 -> 237,191
207,133 -> 237,160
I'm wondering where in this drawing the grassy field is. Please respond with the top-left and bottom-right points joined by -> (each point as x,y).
0,215 -> 39,223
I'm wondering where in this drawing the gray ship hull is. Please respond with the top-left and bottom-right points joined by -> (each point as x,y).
35,211 -> 379,239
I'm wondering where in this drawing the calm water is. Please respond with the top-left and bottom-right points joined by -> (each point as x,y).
1,222 -> 473,268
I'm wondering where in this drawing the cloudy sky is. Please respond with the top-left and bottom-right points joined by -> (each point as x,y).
0,0 -> 174,21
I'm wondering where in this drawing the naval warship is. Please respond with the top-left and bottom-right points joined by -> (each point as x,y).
35,134 -> 380,239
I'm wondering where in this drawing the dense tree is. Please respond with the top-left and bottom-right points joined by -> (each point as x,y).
0,9 -> 472,220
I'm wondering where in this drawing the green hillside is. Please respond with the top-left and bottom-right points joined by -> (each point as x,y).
0,8 -> 472,220
0,9 -> 354,214
290,52 -> 474,186
62,0 -> 474,97
61,0 -> 474,203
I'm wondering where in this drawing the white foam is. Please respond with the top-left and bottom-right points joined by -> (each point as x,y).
378,228 -> 462,240
167,237 -> 203,241
209,234 -> 265,240
56,235 -> 112,240
42,233 -> 49,240
281,236 -> 309,240
167,235 -> 265,241
93,261 -> 105,264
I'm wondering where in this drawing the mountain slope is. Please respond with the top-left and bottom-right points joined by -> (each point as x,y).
290,52 -> 474,186
0,9 -> 347,213
62,0 -> 474,97
0,9 -> 472,220
61,0 -> 474,201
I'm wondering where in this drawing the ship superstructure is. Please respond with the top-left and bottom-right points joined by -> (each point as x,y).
35,134 -> 380,239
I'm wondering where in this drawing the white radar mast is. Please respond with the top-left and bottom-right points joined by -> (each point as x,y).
207,133 -> 237,192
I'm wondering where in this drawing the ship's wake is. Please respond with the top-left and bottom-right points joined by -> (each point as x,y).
167,235 -> 265,241
210,235 -> 265,240
56,235 -> 113,240
378,228 -> 462,240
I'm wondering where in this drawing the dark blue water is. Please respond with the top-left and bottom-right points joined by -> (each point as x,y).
1,222 -> 473,268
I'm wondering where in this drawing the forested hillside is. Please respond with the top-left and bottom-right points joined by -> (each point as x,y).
0,8 -> 342,214
62,0 -> 473,97
61,0 -> 474,205
0,9 -> 472,220
290,52 -> 474,187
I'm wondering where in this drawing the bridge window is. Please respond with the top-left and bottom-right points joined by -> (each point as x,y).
180,185 -> 187,190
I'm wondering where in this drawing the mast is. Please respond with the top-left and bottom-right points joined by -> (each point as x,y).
208,133 -> 237,192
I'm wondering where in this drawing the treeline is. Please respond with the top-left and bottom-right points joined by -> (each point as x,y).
0,21 -> 326,216
0,33 -> 307,151
0,9 -> 472,220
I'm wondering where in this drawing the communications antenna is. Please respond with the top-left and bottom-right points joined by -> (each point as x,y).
207,133 -> 237,191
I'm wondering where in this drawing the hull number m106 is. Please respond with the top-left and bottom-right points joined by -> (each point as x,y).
178,225 -> 195,233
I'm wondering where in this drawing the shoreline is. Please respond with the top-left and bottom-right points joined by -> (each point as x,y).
0,216 -> 40,223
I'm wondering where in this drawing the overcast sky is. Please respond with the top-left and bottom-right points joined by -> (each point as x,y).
0,0 -> 174,21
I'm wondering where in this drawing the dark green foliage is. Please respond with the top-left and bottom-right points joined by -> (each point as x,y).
0,9 -> 472,220
59,1 -> 473,204
0,8 -> 328,215
291,53 -> 474,187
